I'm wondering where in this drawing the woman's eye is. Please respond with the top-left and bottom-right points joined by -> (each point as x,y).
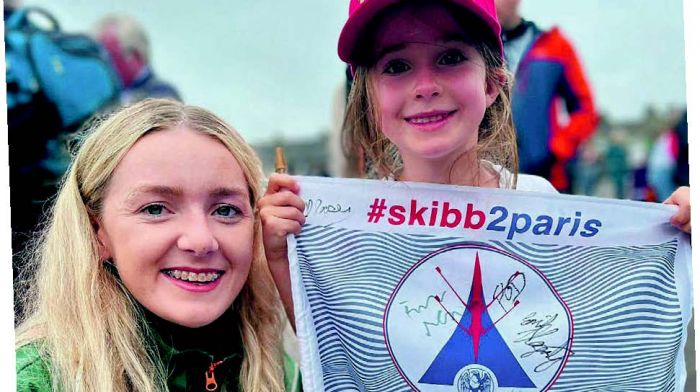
382,59 -> 410,75
214,205 -> 241,218
141,204 -> 166,216
438,49 -> 467,66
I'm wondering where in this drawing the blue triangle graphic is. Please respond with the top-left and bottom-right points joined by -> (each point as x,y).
419,256 -> 536,387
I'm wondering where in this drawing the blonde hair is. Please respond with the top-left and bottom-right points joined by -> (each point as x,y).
341,0 -> 519,186
15,99 -> 285,392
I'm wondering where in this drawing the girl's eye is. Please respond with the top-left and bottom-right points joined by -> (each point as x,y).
438,49 -> 467,66
141,204 -> 166,216
382,59 -> 410,75
214,205 -> 241,219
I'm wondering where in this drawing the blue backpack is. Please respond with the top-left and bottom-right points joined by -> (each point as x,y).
6,7 -> 121,180
6,7 -> 120,129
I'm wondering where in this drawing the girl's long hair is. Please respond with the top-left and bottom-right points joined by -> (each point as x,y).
15,99 -> 285,391
341,0 -> 519,187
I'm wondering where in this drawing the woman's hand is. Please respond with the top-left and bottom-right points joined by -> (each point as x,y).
664,186 -> 691,234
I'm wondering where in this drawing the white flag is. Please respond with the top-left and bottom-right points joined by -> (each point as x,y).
288,176 -> 693,392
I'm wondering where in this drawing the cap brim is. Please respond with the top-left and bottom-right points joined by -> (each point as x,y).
337,0 -> 503,65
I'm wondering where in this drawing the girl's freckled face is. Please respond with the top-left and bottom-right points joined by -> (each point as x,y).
96,127 -> 254,328
369,4 -> 499,166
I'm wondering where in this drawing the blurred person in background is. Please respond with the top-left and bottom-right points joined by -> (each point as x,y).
647,123 -> 679,201
6,1 -> 120,319
628,138 -> 653,201
496,0 -> 598,193
93,14 -> 181,105
5,0 -> 63,259
573,140 -> 600,196
672,109 -> 688,188
605,129 -> 629,199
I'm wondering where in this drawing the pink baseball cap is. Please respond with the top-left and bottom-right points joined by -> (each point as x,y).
338,0 -> 503,65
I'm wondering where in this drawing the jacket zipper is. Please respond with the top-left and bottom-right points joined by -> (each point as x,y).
205,359 -> 224,391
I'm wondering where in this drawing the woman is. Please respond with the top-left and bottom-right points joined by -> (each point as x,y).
15,99 -> 300,391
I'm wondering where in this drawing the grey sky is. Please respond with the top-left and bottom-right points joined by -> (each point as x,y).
29,0 -> 687,144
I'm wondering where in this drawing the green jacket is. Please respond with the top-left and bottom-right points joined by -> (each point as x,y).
16,344 -> 301,391
17,312 -> 302,392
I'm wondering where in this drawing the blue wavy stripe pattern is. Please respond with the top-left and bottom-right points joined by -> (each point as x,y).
295,225 -> 681,391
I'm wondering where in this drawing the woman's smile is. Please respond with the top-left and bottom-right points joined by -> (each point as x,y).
161,268 -> 225,293
97,127 -> 254,328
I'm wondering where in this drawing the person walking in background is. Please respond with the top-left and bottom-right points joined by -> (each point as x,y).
647,126 -> 679,201
93,14 -> 181,105
605,129 -> 629,199
6,2 -> 122,317
672,109 -> 688,188
573,140 -> 600,196
495,0 -> 598,193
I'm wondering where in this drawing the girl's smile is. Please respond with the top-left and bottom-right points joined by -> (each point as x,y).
405,109 -> 458,131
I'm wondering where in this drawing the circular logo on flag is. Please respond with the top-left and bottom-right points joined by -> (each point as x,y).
455,365 -> 497,392
383,244 -> 573,391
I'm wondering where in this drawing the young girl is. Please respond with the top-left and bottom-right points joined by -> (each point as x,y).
15,99 -> 300,391
259,0 -> 691,326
